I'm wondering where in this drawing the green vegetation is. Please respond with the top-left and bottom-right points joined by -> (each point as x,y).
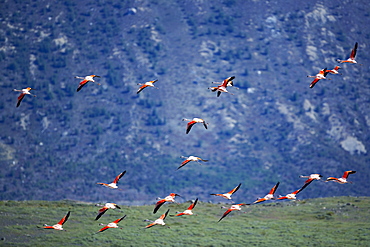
1,197 -> 370,246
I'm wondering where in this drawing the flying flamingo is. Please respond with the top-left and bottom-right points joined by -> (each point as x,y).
182,118 -> 208,134
307,68 -> 329,88
137,80 -> 158,94
326,170 -> 356,184
299,174 -> 323,184
75,75 -> 100,92
177,156 -> 208,170
145,209 -> 170,228
253,182 -> 280,204
173,198 -> 198,216
218,203 -> 248,222
337,42 -> 358,64
96,215 -> 126,233
13,87 -> 36,107
42,211 -> 70,230
208,76 -> 235,97
276,181 -> 312,200
97,170 -> 126,189
154,193 -> 181,214
95,203 -> 121,220
325,66 -> 342,75
210,183 -> 242,200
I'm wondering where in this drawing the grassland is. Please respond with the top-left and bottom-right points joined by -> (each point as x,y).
0,196 -> 369,246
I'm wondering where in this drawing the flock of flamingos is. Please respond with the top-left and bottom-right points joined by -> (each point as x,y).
13,42 -> 359,233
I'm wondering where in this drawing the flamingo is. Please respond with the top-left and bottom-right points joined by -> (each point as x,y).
218,203 -> 248,222
337,42 -> 358,64
325,66 -> 342,75
208,76 -> 235,97
96,215 -> 126,233
307,68 -> 329,88
13,87 -> 36,107
75,75 -> 100,92
173,198 -> 198,216
145,209 -> 170,228
95,203 -> 121,220
42,211 -> 70,230
137,80 -> 158,94
253,182 -> 280,204
97,170 -> 126,189
326,170 -> 356,184
276,180 -> 312,200
154,193 -> 181,214
299,174 -> 323,184
182,118 -> 208,134
210,183 -> 241,200
177,156 -> 208,170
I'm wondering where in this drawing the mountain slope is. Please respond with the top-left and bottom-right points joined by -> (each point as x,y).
0,0 -> 369,204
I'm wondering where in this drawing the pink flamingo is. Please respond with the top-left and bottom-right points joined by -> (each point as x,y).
218,203 -> 248,222
174,198 -> 198,216
97,170 -> 126,189
137,80 -> 158,94
182,118 -> 208,134
75,75 -> 100,92
210,183 -> 241,200
277,181 -> 312,200
253,182 -> 280,204
326,170 -> 356,184
177,156 -> 208,170
42,211 -> 70,230
299,174 -> 323,184
95,203 -> 121,220
145,209 -> 170,228
337,42 -> 358,64
208,76 -> 235,97
154,193 -> 180,214
96,215 -> 126,233
13,87 -> 36,107
325,66 -> 342,75
307,68 -> 329,88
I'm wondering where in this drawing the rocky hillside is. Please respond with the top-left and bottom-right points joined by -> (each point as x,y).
0,0 -> 369,204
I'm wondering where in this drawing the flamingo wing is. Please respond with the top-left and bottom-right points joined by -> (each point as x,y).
95,207 -> 108,220
113,170 -> 126,184
137,85 -> 148,94
177,159 -> 191,170
43,226 -> 56,229
186,121 -> 197,134
16,93 -> 26,107
160,209 -> 170,220
221,76 -> 235,87
217,91 -> 222,97
218,209 -> 233,222
188,198 -> 198,210
342,170 -> 356,179
228,183 -> 242,195
309,78 -> 320,88
277,196 -> 288,200
304,178 -> 314,184
97,226 -> 110,233
145,222 -> 156,228
113,215 -> 126,224
269,182 -> 280,194
350,42 -> 358,59
58,211 -> 70,225
295,180 -> 313,194
77,79 -> 89,92
253,198 -> 267,204
153,199 -> 166,214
